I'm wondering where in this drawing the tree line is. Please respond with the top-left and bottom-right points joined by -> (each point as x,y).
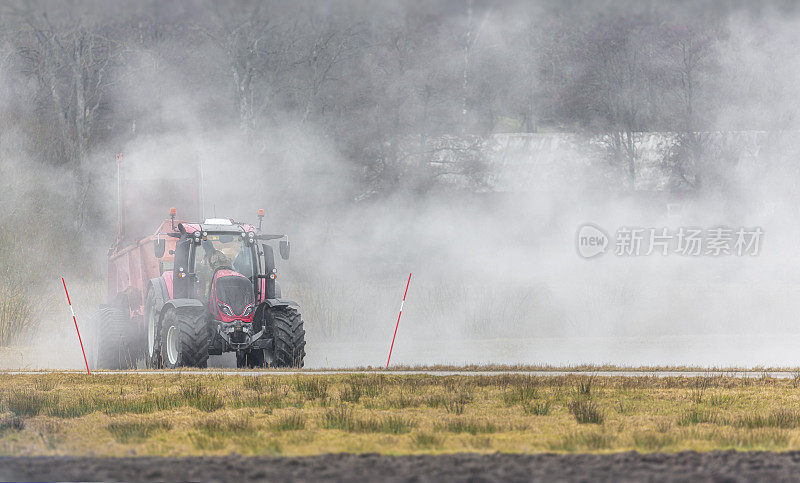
0,0 -> 796,226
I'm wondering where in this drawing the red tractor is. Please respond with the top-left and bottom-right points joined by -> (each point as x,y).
88,157 -> 305,369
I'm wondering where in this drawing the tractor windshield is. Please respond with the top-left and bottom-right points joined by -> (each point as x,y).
194,235 -> 254,298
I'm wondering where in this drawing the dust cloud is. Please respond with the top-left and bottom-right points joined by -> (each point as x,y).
2,1 -> 800,369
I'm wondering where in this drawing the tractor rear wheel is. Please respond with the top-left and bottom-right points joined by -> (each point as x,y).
88,305 -> 136,370
144,282 -> 166,368
160,307 -> 210,369
268,306 -> 306,368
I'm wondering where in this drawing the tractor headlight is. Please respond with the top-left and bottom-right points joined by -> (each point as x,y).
217,302 -> 234,317
242,303 -> 254,317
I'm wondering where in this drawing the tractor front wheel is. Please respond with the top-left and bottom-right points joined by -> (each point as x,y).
268,306 -> 306,368
160,307 -> 210,369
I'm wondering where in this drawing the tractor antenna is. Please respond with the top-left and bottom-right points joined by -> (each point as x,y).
197,154 -> 205,220
170,207 -> 176,230
257,209 -> 264,230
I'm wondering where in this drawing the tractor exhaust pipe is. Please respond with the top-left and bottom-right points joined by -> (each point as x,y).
115,153 -> 124,241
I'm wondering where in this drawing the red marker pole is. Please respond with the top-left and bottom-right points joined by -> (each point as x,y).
62,278 -> 91,375
386,273 -> 412,369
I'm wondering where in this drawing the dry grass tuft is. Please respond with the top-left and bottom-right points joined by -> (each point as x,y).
677,407 -> 718,426
632,430 -> 676,450
0,283 -> 42,346
294,377 -> 329,401
0,414 -> 24,433
182,383 -> 225,412
551,430 -> 615,451
4,390 -> 58,417
107,419 -> 172,443
272,413 -> 306,431
243,377 -> 267,392
322,406 -> 355,431
733,410 -> 800,429
436,418 -> 497,435
338,384 -> 362,404
502,377 -> 538,406
194,414 -> 256,437
356,415 -> 416,434
523,400 -> 551,416
568,398 -> 604,424
575,376 -> 594,397
713,428 -> 789,449
413,431 -> 443,449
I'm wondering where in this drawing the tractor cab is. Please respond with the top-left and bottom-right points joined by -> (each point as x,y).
171,219 -> 260,301
189,229 -> 256,299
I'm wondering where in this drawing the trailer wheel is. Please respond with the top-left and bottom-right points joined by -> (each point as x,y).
88,305 -> 136,370
267,306 -> 306,368
144,282 -> 166,368
160,307 -> 209,369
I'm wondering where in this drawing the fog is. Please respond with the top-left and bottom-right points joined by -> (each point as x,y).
2,0 -> 800,369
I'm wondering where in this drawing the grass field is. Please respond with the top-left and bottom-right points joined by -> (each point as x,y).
2,372 -> 800,457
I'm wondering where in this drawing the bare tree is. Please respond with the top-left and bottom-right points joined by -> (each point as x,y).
568,15 -> 659,189
293,12 -> 359,125
204,1 -> 275,140
663,22 -> 719,190
14,4 -> 124,225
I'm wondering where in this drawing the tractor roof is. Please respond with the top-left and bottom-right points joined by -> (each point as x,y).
178,221 -> 258,235
204,218 -> 233,225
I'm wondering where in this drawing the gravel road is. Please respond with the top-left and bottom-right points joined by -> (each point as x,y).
2,451 -> 800,482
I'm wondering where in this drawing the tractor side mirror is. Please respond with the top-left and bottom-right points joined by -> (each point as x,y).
279,240 -> 290,260
154,239 -> 165,258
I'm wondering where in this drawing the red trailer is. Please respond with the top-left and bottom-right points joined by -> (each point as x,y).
104,154 -> 201,332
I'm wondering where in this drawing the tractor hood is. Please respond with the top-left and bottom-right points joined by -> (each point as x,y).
209,269 -> 255,323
